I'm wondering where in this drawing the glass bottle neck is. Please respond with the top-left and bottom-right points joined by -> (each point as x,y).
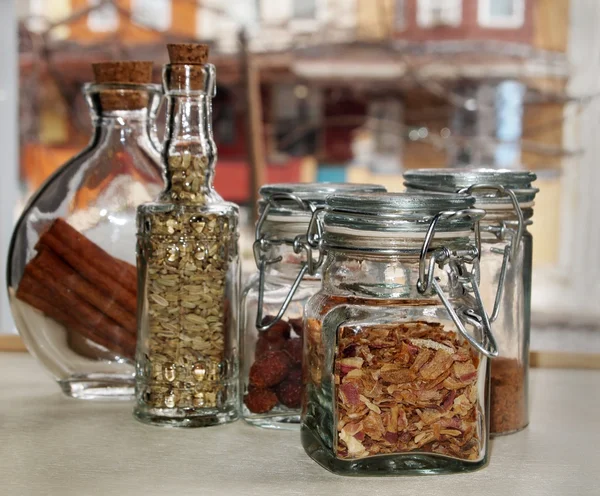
90,109 -> 157,144
160,92 -> 217,203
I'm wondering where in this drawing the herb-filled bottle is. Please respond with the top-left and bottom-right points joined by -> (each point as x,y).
135,44 -> 240,427
7,61 -> 163,399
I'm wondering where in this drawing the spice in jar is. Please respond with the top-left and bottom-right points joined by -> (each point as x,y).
310,318 -> 483,461
244,316 -> 303,413
490,358 -> 526,434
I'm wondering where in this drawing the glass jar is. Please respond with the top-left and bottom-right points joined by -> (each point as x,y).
403,168 -> 537,435
6,62 -> 164,399
241,183 -> 385,429
135,44 -> 240,427
302,192 -> 498,476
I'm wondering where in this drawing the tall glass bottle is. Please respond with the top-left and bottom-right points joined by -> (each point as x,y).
135,44 -> 240,427
7,62 -> 164,399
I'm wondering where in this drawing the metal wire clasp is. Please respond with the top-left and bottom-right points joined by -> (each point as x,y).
417,208 -> 498,359
253,194 -> 323,332
457,184 -> 524,322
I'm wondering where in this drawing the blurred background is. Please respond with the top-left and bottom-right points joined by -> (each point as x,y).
0,0 -> 599,354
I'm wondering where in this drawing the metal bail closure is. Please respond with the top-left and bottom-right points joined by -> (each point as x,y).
457,183 -> 524,323
417,209 -> 498,359
416,209 -> 485,294
253,193 -> 322,332
457,184 -> 524,261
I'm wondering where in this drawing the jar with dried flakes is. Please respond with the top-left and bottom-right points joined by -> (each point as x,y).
7,62 -> 164,399
404,169 -> 537,435
241,183 -> 385,429
302,192 -> 498,475
135,44 -> 240,427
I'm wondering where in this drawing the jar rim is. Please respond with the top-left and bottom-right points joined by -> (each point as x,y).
403,167 -> 538,206
258,182 -> 386,221
323,192 -> 482,236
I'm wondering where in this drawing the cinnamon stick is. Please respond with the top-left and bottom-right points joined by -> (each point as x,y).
16,274 -> 135,359
48,218 -> 137,294
31,248 -> 136,335
20,262 -> 136,357
36,220 -> 137,314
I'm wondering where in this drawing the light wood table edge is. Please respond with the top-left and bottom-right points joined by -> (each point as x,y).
0,335 -> 27,352
1,335 -> 599,369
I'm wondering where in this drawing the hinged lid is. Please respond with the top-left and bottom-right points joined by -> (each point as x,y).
258,182 -> 386,222
324,192 -> 482,235
403,168 -> 538,208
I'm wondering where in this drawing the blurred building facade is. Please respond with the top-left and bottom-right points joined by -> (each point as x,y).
19,0 -> 571,267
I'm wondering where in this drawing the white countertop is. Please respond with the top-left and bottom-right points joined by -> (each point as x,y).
1,353 -> 599,496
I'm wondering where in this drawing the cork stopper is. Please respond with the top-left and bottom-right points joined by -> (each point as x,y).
165,44 -> 209,91
167,44 -> 209,65
92,61 -> 154,111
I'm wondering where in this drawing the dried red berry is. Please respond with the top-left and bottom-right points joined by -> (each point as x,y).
249,350 -> 290,388
287,368 -> 302,385
244,388 -> 278,414
283,338 -> 303,366
261,316 -> 291,341
276,378 -> 302,408
255,335 -> 285,359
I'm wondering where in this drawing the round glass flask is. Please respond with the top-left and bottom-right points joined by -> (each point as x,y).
7,62 -> 164,399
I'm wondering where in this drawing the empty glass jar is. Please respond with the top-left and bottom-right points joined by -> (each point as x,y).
404,168 -> 537,435
241,183 -> 385,429
302,192 -> 498,475
6,62 -> 164,399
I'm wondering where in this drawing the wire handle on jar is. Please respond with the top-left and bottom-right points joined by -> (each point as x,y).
456,184 -> 524,261
417,209 -> 485,294
417,208 -> 498,359
253,193 -> 323,332
457,184 -> 524,322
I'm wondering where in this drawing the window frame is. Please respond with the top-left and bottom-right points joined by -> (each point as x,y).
395,0 -> 406,31
289,0 -> 328,33
0,0 -> 18,333
417,0 -> 463,29
477,0 -> 525,29
87,0 -> 119,33
292,0 -> 317,20
130,0 -> 172,32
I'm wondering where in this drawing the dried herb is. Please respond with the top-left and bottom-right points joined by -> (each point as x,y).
312,319 -> 483,461
141,152 -> 235,410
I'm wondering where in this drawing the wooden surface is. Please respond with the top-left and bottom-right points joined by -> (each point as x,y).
1,352 -> 600,496
0,334 -> 26,351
